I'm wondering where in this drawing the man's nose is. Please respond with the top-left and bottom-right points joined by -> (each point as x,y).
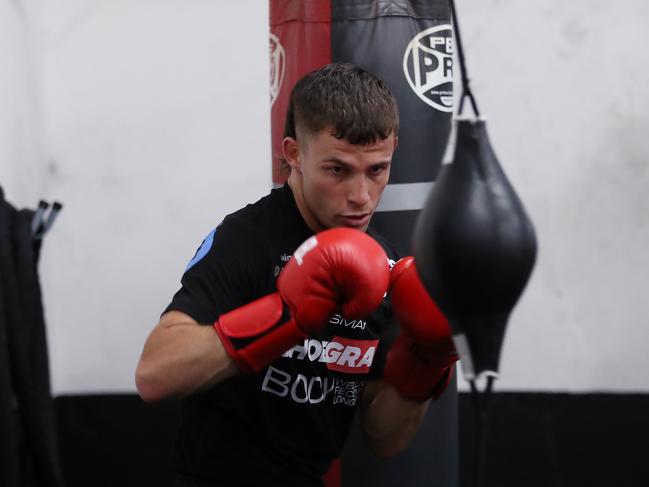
348,175 -> 371,208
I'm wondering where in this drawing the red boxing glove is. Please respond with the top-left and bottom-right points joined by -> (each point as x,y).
214,228 -> 390,372
384,256 -> 458,402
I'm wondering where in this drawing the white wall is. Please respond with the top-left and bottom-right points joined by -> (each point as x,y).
454,0 -> 649,392
0,0 -> 45,206
36,0 -> 271,394
1,0 -> 647,394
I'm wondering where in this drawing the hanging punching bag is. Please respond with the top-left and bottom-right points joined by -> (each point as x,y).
329,3 -> 458,487
414,119 -> 537,380
269,1 -> 458,486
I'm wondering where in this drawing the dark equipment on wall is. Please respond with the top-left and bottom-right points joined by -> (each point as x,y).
413,1 -> 538,486
0,186 -> 64,487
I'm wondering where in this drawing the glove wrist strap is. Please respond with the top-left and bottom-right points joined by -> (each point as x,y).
214,293 -> 305,373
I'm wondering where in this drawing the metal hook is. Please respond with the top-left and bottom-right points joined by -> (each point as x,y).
33,201 -> 63,240
31,200 -> 50,237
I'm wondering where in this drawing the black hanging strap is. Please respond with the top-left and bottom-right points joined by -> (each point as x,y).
468,376 -> 495,487
450,0 -> 481,117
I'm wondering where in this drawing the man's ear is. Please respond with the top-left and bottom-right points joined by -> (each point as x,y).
282,137 -> 301,173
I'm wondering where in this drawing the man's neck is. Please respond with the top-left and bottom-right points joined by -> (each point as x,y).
286,175 -> 324,234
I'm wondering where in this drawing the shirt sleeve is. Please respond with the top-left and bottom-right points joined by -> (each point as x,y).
163,217 -> 269,325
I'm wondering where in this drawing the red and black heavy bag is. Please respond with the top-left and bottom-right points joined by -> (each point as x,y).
269,2 -> 457,486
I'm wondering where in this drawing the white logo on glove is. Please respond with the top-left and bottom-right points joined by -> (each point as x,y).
293,236 -> 318,265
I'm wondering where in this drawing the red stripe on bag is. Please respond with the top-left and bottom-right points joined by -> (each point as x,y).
269,0 -> 332,185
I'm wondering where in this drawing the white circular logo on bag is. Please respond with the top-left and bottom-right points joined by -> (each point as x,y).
269,33 -> 285,107
403,25 -> 454,112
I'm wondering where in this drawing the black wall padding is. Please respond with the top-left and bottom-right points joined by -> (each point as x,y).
53,393 -> 649,487
55,395 -> 180,487
459,393 -> 649,487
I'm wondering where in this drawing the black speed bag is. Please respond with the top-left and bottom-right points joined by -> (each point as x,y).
413,119 -> 537,379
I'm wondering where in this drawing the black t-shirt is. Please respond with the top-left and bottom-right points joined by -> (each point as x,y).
165,184 -> 400,487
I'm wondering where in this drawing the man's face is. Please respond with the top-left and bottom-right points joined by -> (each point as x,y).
285,127 -> 396,232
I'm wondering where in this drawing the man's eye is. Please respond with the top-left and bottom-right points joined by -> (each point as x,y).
328,166 -> 344,175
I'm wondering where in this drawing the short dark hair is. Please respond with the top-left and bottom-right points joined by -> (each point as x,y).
284,63 -> 399,145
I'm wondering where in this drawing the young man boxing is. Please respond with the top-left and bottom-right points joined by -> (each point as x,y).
136,63 -> 457,487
